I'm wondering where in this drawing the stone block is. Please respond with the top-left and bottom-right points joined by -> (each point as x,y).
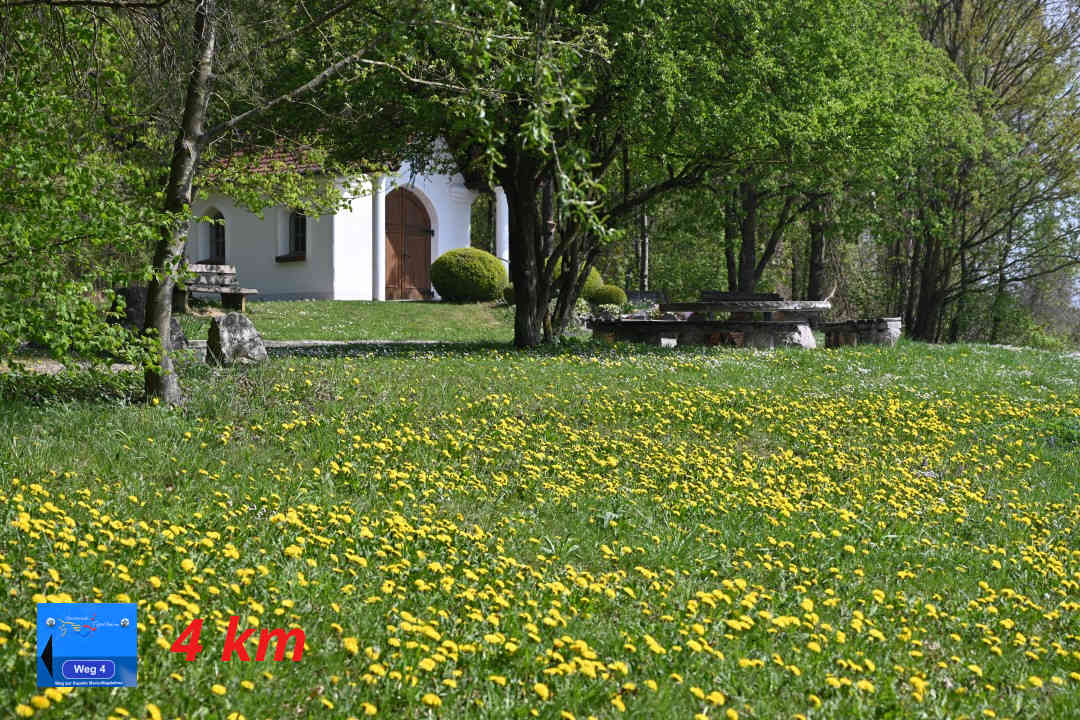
206,312 -> 267,366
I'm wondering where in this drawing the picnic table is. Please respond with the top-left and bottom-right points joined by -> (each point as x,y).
659,299 -> 832,316
593,291 -> 831,349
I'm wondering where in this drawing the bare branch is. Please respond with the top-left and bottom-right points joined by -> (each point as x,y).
2,0 -> 169,8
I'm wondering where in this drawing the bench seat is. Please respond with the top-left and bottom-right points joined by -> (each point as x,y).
173,285 -> 259,313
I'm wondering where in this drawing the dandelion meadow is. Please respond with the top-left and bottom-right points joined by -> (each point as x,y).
2,342 -> 1080,719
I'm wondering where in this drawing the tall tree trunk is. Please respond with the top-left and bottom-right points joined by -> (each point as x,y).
790,232 -> 802,301
911,235 -> 944,341
724,188 -> 739,293
144,0 -> 216,404
887,233 -> 904,316
622,144 -> 635,291
903,232 -> 921,332
988,244 -> 1010,344
639,210 -> 649,291
948,246 -> 971,342
502,160 -> 547,347
737,180 -> 758,292
806,199 -> 828,300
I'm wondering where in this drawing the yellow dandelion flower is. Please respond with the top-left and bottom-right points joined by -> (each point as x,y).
15,704 -> 33,717
534,683 -> 551,701
211,684 -> 227,696
421,693 -> 441,708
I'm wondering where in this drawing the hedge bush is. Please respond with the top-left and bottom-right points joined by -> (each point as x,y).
553,260 -> 603,298
503,285 -> 516,305
430,248 -> 507,302
587,284 -> 628,306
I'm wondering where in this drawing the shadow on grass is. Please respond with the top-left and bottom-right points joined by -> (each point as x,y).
0,368 -> 144,405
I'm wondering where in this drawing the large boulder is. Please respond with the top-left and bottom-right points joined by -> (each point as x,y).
206,312 -> 267,366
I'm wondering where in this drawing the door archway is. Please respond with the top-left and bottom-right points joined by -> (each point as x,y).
385,188 -> 432,299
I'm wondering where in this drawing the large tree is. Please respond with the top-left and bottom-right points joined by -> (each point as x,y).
386,0 -> 950,346
0,7 -> 158,366
882,0 -> 1080,341
5,0 -> 434,402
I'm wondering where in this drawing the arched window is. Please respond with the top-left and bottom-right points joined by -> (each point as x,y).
289,210 -> 307,256
207,211 -> 225,263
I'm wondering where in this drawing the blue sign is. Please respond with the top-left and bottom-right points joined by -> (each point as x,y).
37,603 -> 137,687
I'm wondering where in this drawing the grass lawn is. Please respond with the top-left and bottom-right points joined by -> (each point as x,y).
2,341 -> 1080,719
176,300 -> 515,343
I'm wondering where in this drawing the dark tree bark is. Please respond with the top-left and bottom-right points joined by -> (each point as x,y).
500,154 -> 548,347
947,246 -> 971,342
724,188 -> 739,292
144,0 -> 217,405
639,210 -> 649,291
737,180 -> 758,292
806,198 -> 828,300
790,232 -> 802,300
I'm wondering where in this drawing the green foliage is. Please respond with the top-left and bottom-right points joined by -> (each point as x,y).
554,260 -> 603,298
429,248 -> 508,302
586,284 -> 627,306
503,285 -> 516,305
0,13 -> 159,368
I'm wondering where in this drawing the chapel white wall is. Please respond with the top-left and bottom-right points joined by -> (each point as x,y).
331,178 -> 374,300
186,196 -> 334,300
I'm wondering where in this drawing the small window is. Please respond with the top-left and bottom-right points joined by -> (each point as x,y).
289,210 -> 306,255
276,210 -> 308,263
209,212 -> 225,263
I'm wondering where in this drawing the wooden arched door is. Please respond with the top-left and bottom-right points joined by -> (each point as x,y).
385,188 -> 432,299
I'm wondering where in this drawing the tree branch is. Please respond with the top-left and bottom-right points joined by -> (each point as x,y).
2,0 -> 169,7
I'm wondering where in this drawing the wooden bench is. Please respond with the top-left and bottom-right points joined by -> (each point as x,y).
172,264 -> 259,313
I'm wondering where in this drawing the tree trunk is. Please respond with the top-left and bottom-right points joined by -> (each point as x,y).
144,0 -> 217,404
948,246 -> 970,342
911,235 -> 944,341
988,244 -> 1010,344
724,188 -> 739,293
639,210 -> 649,291
790,232 -> 802,301
737,180 -> 758,292
806,201 -> 827,300
503,164 -> 547,347
903,232 -> 921,332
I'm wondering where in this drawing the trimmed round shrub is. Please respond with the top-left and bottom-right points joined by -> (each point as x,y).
503,284 -> 516,305
430,248 -> 507,302
553,259 -> 603,298
587,284 -> 628,306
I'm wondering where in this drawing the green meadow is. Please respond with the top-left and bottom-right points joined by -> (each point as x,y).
2,339 -> 1079,719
